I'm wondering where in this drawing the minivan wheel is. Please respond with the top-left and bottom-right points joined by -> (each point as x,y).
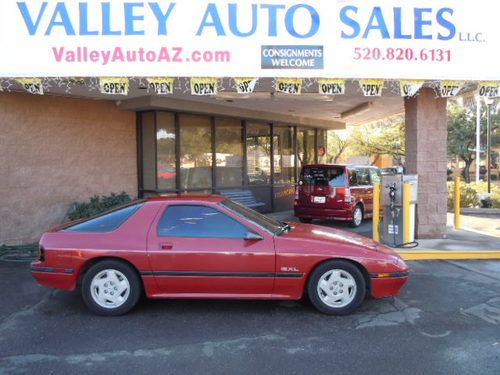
307,260 -> 366,315
299,218 -> 312,223
350,205 -> 363,227
82,260 -> 141,316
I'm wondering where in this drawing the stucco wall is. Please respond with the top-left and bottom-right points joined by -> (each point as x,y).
0,92 -> 137,244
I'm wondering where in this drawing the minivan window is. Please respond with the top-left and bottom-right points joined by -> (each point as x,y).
302,167 -> 346,187
357,169 -> 371,185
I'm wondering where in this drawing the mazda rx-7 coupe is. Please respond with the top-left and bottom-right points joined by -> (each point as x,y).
31,195 -> 409,316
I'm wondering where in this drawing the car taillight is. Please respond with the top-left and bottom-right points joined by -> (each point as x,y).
336,187 -> 352,203
38,245 -> 45,261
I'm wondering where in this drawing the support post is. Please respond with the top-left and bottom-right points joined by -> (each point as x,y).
454,176 -> 461,229
403,183 -> 411,244
476,96 -> 481,183
372,183 -> 380,242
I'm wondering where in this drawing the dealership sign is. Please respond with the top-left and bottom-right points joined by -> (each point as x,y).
0,0 -> 499,80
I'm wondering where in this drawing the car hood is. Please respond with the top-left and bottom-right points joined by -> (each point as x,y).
280,222 -> 385,252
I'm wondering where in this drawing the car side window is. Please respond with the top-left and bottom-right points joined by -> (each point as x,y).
357,169 -> 371,185
369,169 -> 380,184
349,169 -> 358,186
64,203 -> 144,233
157,205 -> 250,238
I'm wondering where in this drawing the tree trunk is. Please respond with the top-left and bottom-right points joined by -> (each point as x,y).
463,158 -> 473,183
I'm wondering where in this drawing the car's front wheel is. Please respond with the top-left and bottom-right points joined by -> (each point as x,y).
82,260 -> 141,316
307,260 -> 366,315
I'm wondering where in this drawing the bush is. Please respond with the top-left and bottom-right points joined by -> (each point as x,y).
66,192 -> 132,221
447,182 -> 480,209
491,187 -> 500,208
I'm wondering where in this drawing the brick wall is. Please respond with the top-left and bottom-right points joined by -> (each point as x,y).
0,92 -> 137,244
404,88 -> 448,238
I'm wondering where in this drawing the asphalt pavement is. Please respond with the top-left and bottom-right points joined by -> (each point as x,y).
1,260 -> 500,375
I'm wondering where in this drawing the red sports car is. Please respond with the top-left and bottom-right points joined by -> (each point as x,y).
31,195 -> 409,316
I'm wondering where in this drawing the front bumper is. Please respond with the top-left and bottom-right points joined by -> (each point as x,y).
369,272 -> 409,298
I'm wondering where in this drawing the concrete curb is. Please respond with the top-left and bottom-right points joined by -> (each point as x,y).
397,250 -> 500,260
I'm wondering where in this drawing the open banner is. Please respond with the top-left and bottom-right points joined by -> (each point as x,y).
359,79 -> 384,97
478,82 -> 500,98
99,77 -> 129,95
440,81 -> 464,97
191,77 -> 218,95
146,77 -> 174,95
275,78 -> 302,95
234,78 -> 258,94
400,80 -> 424,97
318,78 -> 345,95
16,78 -> 44,95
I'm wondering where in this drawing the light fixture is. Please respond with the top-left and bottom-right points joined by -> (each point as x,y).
340,101 -> 374,119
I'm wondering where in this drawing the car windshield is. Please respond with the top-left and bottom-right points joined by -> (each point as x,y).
301,167 -> 346,187
220,199 -> 287,235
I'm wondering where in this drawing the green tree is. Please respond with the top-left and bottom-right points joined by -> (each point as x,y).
327,131 -> 348,163
448,102 -> 500,183
348,117 -> 405,165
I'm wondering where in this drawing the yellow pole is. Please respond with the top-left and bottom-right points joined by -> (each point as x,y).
372,183 -> 380,242
454,176 -> 461,229
403,183 -> 411,244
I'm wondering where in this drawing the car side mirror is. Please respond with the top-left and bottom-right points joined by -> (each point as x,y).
244,231 -> 263,241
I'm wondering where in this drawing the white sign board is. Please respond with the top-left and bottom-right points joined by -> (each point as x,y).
0,0 -> 499,79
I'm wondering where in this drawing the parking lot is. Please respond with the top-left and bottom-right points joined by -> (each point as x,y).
1,259 -> 500,375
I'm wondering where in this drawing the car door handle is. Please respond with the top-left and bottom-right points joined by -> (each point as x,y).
160,243 -> 173,250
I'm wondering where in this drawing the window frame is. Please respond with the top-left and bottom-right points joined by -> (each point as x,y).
156,204 -> 254,239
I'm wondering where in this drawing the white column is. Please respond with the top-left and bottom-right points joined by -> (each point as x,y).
476,96 -> 481,183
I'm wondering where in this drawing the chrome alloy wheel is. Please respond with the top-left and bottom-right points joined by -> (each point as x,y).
316,269 -> 357,308
90,269 -> 131,309
353,206 -> 363,226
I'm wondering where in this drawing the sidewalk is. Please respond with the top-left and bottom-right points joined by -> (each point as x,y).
268,210 -> 500,259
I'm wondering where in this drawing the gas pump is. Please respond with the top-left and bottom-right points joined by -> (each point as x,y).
381,174 -> 418,248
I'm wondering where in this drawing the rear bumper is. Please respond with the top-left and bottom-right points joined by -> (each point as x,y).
370,274 -> 408,298
294,206 -> 352,221
31,264 -> 77,291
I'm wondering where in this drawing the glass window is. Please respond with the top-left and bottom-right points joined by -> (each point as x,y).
221,199 -> 282,234
357,168 -> 371,185
141,112 -> 156,191
215,118 -> 243,187
157,205 -> 249,238
157,112 -> 176,190
349,169 -> 359,186
297,128 -> 316,169
369,168 -> 381,184
273,126 -> 295,184
65,203 -> 144,233
246,123 -> 271,185
301,167 -> 346,187
179,115 -> 213,190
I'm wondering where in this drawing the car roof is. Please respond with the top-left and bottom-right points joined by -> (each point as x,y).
147,194 -> 226,203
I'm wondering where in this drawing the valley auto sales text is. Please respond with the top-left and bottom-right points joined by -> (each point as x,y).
17,2 -> 457,41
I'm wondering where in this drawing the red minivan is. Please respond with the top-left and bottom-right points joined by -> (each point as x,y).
294,164 -> 380,227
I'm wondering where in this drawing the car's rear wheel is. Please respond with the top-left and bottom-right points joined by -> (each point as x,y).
350,205 -> 363,227
307,260 -> 366,315
82,260 -> 141,316
299,218 -> 312,223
